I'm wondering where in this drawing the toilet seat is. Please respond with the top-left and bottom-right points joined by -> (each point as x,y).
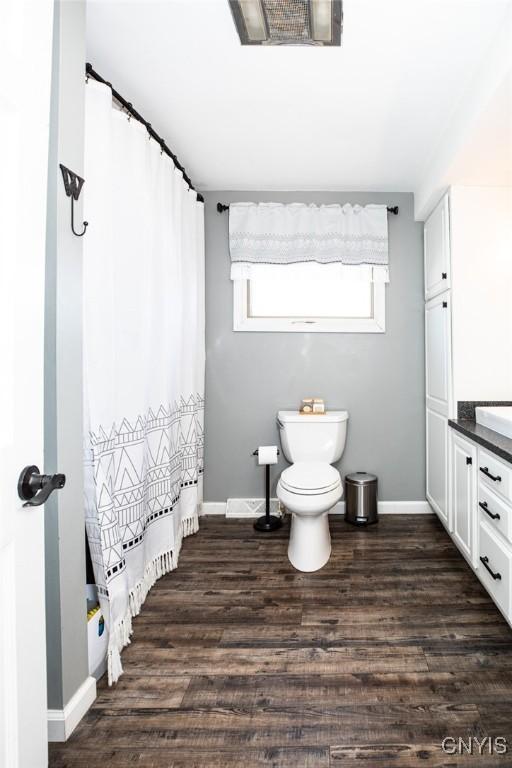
280,462 -> 341,496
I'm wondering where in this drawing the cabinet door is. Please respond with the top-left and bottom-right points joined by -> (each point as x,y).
425,293 -> 452,417
451,432 -> 477,565
427,408 -> 449,528
424,194 -> 450,300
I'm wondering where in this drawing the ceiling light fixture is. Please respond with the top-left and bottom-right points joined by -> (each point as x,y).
229,0 -> 342,46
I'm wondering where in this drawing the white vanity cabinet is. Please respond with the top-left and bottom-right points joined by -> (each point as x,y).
449,429 -> 512,626
424,194 -> 450,301
450,432 -> 477,565
476,448 -> 512,622
479,520 -> 511,619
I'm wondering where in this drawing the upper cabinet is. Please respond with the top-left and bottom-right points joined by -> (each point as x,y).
423,186 -> 512,405
424,195 -> 450,301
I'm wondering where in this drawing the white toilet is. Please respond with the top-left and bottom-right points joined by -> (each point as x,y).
276,410 -> 349,572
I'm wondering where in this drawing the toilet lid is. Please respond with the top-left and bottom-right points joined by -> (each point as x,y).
280,462 -> 341,494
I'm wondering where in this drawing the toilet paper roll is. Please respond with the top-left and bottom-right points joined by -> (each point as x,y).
257,446 -> 278,465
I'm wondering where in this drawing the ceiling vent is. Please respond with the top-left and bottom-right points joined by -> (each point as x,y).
229,0 -> 342,46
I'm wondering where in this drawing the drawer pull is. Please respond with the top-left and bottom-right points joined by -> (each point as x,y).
480,556 -> 502,581
442,272 -> 447,279
480,466 -> 502,483
479,501 -> 500,521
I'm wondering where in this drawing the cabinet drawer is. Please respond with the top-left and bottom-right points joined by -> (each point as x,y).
478,483 -> 512,544
478,521 -> 511,618
478,448 -> 512,503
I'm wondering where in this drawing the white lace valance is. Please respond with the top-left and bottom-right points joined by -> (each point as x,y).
229,202 -> 389,282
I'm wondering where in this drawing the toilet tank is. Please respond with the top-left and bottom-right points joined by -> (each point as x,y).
277,410 -> 349,464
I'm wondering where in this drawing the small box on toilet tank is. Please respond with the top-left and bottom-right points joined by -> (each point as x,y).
300,398 -> 325,415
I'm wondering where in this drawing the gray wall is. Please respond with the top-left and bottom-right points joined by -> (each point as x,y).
204,191 -> 425,502
45,0 -> 88,710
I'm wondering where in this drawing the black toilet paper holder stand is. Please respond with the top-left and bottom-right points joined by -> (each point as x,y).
252,448 -> 283,532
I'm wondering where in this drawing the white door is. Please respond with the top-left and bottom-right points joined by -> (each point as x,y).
451,433 -> 477,565
424,194 -> 450,300
425,293 -> 452,417
426,408 -> 449,528
0,1 -> 54,766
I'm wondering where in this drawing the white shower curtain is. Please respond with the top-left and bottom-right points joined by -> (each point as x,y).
83,80 -> 205,683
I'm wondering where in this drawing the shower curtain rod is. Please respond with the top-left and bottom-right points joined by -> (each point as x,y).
85,63 -> 204,204
217,203 -> 399,214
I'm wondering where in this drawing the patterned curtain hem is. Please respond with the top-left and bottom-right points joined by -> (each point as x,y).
107,511 -> 199,684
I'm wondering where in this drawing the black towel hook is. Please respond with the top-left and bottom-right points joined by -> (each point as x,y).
59,164 -> 88,237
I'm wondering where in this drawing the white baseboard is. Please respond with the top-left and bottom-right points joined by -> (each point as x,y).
226,498 -> 281,518
201,499 -> 433,517
200,501 -> 227,516
48,675 -> 96,742
332,500 -> 433,515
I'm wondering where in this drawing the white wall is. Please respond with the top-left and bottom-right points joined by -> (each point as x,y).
450,186 -> 512,402
204,190 -> 426,503
45,0 -> 89,713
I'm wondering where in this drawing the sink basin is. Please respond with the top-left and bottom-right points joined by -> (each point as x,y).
475,406 -> 512,440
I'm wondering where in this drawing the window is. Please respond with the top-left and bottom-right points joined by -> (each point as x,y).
233,263 -> 386,332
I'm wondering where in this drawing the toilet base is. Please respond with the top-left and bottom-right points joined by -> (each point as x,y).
288,512 -> 331,572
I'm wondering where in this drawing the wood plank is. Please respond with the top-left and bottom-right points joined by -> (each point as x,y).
93,675 -> 191,709
57,703 -> 481,750
127,625 -> 224,648
425,641 -> 512,671
302,603 -> 500,626
221,616 -> 510,646
135,605 -> 302,625
49,746 -> 330,768
181,670 -> 512,708
121,644 -> 429,676
330,743 -> 508,767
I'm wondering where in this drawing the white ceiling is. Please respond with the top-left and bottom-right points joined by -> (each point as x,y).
86,0 -> 512,193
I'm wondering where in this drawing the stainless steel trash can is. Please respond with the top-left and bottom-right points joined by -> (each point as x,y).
345,472 -> 378,525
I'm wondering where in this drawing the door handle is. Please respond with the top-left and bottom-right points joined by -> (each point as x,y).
17,465 -> 66,507
480,555 -> 501,581
480,466 -> 502,483
479,501 -> 500,520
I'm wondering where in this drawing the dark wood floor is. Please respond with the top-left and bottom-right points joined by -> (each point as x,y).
50,515 -> 512,768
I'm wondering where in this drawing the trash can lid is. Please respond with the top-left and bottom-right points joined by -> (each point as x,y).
345,472 -> 377,485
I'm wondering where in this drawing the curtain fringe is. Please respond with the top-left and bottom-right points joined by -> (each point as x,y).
107,512 -> 199,685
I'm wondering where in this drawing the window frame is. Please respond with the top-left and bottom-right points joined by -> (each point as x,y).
233,278 -> 386,333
